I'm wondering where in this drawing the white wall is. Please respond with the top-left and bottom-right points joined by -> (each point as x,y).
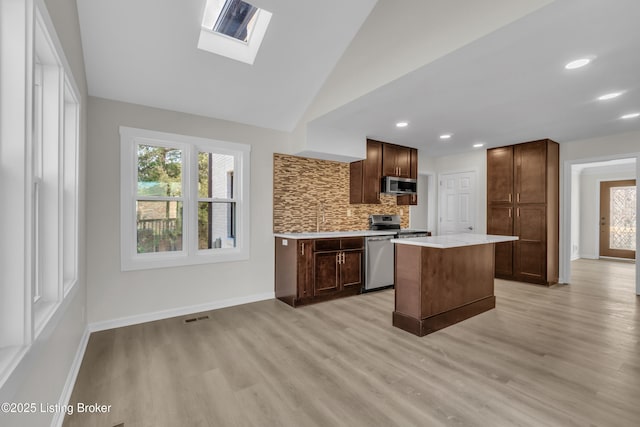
0,0 -> 89,426
578,165 -> 636,259
86,97 -> 289,327
571,169 -> 581,260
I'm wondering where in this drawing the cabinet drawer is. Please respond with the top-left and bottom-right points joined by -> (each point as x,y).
341,237 -> 364,250
314,239 -> 341,252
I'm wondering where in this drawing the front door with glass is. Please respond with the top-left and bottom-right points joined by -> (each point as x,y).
599,180 -> 636,259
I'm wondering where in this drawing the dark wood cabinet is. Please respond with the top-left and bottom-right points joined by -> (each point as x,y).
382,143 -> 411,178
350,139 -> 382,204
486,139 -> 559,285
275,236 -> 364,307
296,240 -> 313,299
488,206 -> 514,277
351,139 -> 419,206
397,148 -> 418,206
487,146 -> 514,204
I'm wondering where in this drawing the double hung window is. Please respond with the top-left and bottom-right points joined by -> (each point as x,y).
120,127 -> 251,271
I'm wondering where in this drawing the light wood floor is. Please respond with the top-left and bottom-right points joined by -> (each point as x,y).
64,259 -> 639,427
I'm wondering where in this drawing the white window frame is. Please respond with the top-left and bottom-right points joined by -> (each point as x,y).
120,127 -> 251,271
0,0 -> 81,388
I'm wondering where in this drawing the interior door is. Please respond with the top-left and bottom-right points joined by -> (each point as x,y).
439,171 -> 476,234
600,180 -> 636,259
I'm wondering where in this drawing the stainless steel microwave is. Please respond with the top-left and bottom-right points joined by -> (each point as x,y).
381,176 -> 417,195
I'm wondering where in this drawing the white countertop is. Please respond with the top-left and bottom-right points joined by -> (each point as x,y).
274,230 -> 397,239
391,233 -> 518,248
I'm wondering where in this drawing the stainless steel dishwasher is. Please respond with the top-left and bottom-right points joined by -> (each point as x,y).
365,235 -> 395,291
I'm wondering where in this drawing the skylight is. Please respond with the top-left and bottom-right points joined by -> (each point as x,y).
199,0 -> 272,65
212,0 -> 258,43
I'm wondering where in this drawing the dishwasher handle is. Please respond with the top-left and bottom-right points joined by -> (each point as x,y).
366,235 -> 395,242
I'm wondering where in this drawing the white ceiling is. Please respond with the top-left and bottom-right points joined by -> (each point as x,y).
77,0 -> 640,158
310,0 -> 640,157
76,0 -> 377,131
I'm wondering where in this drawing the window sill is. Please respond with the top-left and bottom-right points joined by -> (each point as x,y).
0,346 -> 27,389
121,248 -> 250,272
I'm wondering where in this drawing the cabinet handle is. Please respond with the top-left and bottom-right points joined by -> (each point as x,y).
301,243 -> 304,256
508,193 -> 512,203
517,193 -> 520,202
517,208 -> 520,217
508,208 -> 512,218
342,252 -> 345,264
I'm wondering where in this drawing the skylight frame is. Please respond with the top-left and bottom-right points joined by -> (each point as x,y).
198,0 -> 272,65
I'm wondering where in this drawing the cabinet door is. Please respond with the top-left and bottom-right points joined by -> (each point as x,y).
409,148 -> 418,179
349,161 -> 363,204
382,143 -> 398,176
488,206 -> 514,277
395,146 -> 411,178
363,140 -> 382,204
313,251 -> 340,296
514,205 -> 547,283
297,240 -> 313,299
396,149 -> 418,205
487,146 -> 514,204
515,141 -> 547,204
397,194 -> 417,205
341,250 -> 363,289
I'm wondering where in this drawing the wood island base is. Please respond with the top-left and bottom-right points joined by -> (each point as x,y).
391,235 -> 516,337
393,296 -> 495,337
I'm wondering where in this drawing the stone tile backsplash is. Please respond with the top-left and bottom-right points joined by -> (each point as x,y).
273,153 -> 408,233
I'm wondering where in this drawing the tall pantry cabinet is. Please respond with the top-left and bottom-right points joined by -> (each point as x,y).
487,139 -> 559,285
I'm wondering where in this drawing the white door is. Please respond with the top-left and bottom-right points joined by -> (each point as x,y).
439,171 -> 476,235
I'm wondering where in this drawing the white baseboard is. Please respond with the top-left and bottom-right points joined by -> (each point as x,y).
51,327 -> 90,427
579,254 -> 599,260
88,292 -> 275,332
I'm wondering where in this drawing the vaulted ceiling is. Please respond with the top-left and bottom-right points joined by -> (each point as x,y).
77,0 -> 640,157
76,0 -> 377,131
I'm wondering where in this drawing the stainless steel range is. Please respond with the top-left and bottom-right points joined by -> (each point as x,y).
364,215 -> 430,291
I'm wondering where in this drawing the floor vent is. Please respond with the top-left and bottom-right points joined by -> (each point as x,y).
183,315 -> 210,324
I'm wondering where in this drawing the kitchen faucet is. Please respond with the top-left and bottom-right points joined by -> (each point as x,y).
316,201 -> 326,232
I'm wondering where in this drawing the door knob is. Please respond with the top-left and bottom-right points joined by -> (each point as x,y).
468,226 -> 473,230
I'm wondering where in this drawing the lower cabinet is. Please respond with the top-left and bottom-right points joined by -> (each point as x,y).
275,236 -> 364,307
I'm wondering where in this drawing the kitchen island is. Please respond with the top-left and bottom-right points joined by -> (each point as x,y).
391,234 -> 518,336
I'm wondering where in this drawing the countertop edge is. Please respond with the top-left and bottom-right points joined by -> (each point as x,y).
391,234 -> 519,249
274,230 -> 398,239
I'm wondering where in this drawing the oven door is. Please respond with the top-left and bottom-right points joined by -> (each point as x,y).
365,235 -> 395,290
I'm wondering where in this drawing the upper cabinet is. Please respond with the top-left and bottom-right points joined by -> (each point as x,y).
514,141 -> 548,204
350,139 -> 382,204
488,141 -> 550,205
397,148 -> 418,206
382,143 -> 411,178
350,139 -> 418,205
487,146 -> 514,204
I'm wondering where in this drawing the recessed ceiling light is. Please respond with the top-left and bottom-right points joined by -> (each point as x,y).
440,134 -> 452,140
396,121 -> 408,128
598,92 -> 623,101
473,143 -> 485,148
565,58 -> 591,70
621,113 -> 640,119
